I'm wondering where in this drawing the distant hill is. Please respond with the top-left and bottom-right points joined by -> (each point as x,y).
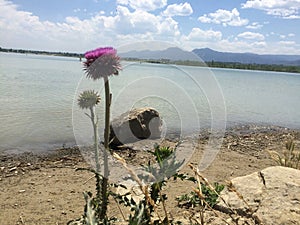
120,47 -> 300,66
192,48 -> 300,66
119,47 -> 200,61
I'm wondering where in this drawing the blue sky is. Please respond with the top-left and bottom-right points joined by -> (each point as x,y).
0,0 -> 300,54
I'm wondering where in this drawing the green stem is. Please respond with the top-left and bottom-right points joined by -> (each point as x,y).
159,187 -> 169,225
103,77 -> 110,177
100,76 -> 111,220
90,106 -> 102,219
90,106 -> 100,173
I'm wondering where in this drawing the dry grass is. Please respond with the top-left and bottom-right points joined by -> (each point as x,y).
267,140 -> 300,169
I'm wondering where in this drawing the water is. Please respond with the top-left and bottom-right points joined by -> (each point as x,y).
1,52 -> 300,153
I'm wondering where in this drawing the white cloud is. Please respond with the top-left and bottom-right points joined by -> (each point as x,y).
280,34 -> 286,39
73,8 -> 89,13
162,2 -> 193,17
180,37 -> 271,54
246,22 -> 263,29
117,0 -> 167,11
242,0 -> 300,19
251,41 -> 267,48
0,0 -> 181,51
73,8 -> 80,13
158,17 -> 180,36
181,29 -> 299,54
116,0 -> 128,4
210,40 -> 268,53
113,6 -> 160,34
268,32 -> 297,40
237,32 -> 265,40
277,40 -> 300,52
183,28 -> 222,41
198,8 -> 249,26
111,6 -> 181,37
0,0 -> 299,54
279,40 -> 296,46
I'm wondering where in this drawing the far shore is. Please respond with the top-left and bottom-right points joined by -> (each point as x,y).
1,49 -> 300,73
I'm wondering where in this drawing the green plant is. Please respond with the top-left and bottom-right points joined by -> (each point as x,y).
75,168 -> 116,224
113,144 -> 185,225
176,182 -> 224,208
268,140 -> 300,169
83,192 -> 98,225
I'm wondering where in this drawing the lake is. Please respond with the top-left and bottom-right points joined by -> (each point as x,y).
0,52 -> 300,153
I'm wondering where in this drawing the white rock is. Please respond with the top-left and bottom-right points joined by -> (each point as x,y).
218,166 -> 300,225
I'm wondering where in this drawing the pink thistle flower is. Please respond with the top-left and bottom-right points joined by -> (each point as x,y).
83,47 -> 122,80
84,47 -> 116,60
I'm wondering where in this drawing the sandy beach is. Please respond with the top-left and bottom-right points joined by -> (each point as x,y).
1,124 -> 299,225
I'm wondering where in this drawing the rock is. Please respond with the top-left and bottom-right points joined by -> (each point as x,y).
217,166 -> 300,225
109,107 -> 162,148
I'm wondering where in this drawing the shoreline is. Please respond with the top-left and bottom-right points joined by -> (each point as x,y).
1,123 -> 299,156
1,123 -> 299,168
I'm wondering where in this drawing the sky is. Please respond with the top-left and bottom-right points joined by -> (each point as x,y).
0,0 -> 300,54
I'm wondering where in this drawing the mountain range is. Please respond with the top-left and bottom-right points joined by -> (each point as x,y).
120,47 -> 300,66
119,47 -> 199,61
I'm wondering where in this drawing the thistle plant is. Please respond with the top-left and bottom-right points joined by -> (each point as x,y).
79,46 -> 122,221
78,90 -> 101,172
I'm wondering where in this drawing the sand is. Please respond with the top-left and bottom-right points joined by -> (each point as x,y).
1,124 -> 299,225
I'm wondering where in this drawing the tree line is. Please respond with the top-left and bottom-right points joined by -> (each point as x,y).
206,60 -> 300,73
0,47 -> 83,58
1,47 -> 299,73
125,58 -> 300,73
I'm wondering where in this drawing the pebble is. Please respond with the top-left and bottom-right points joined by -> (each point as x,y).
9,167 -> 17,172
18,190 -> 26,193
5,173 -> 14,177
226,218 -> 233,223
238,218 -> 245,225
